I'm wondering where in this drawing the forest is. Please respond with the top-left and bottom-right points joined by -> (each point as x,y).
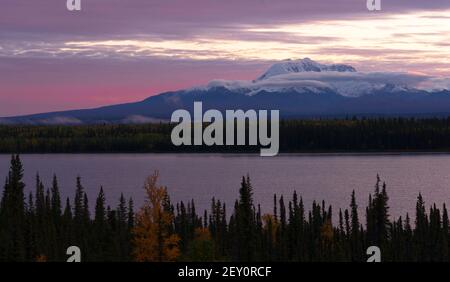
0,154 -> 449,262
3,117 -> 450,153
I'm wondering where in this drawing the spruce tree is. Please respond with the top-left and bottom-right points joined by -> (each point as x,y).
236,175 -> 255,261
51,175 -> 62,221
350,190 -> 361,261
1,155 -> 26,261
93,187 -> 108,260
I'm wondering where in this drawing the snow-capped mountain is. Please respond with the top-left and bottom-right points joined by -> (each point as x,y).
200,58 -> 423,98
256,58 -> 356,80
2,58 -> 450,124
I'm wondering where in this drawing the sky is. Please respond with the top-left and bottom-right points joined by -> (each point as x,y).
1,0 -> 450,116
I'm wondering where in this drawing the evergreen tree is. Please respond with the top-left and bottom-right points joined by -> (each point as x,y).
415,193 -> 428,260
235,175 -> 255,261
51,175 -> 62,221
442,204 -> 449,260
128,198 -> 134,229
350,190 -> 361,261
93,187 -> 109,261
0,155 -> 26,261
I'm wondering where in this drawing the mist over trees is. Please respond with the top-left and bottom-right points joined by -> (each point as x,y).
0,155 -> 449,261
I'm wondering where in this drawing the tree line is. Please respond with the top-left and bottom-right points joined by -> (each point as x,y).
3,117 -> 450,152
1,154 -> 449,261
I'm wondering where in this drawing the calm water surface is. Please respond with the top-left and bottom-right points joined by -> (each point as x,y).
1,153 -> 450,219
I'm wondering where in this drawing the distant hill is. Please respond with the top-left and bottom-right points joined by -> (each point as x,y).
3,58 -> 450,124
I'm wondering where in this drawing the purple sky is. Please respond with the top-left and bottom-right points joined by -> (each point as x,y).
1,0 -> 450,116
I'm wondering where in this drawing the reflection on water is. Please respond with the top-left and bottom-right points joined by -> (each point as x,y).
0,153 -> 449,219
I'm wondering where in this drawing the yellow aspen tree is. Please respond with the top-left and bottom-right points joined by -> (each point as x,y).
36,254 -> 47,262
132,171 -> 180,262
262,214 -> 278,244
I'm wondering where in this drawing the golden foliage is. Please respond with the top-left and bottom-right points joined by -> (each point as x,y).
194,227 -> 212,241
132,171 -> 180,262
262,214 -> 278,244
36,254 -> 47,262
320,219 -> 334,242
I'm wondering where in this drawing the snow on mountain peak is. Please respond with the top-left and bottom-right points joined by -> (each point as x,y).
256,58 -> 357,81
186,58 -> 435,98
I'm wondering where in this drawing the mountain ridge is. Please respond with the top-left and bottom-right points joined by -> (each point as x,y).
2,58 -> 450,124
256,58 -> 357,80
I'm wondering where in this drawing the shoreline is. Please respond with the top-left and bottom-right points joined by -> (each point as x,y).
3,151 -> 450,156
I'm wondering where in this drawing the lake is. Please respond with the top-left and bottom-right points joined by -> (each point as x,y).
1,153 -> 450,220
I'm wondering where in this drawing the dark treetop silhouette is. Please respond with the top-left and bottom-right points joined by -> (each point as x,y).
0,155 -> 449,261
